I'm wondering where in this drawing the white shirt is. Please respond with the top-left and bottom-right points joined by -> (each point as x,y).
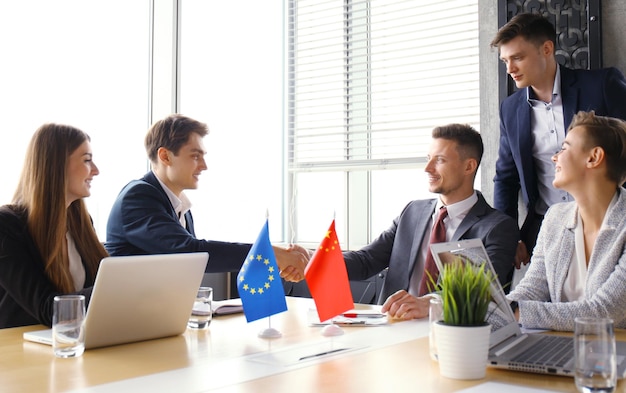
562,193 -> 619,301
153,171 -> 192,228
66,232 -> 85,291
408,192 -> 479,296
527,66 -> 572,215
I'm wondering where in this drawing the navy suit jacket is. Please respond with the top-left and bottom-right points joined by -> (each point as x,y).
105,172 -> 250,272
343,192 -> 519,304
494,66 -> 626,245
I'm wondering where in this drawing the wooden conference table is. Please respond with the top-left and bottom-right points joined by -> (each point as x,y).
1,296 -> 624,393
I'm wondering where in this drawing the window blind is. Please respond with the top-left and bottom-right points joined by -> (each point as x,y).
287,0 -> 479,172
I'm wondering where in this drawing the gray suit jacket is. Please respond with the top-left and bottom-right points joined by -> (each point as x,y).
344,192 -> 519,304
508,188 -> 626,331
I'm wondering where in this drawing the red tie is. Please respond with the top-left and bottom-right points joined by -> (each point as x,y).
418,206 -> 448,296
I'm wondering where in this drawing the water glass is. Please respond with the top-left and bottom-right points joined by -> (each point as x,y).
574,317 -> 617,393
188,287 -> 213,329
52,295 -> 86,358
429,294 -> 443,361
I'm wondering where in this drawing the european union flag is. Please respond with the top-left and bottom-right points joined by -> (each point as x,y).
237,220 -> 288,322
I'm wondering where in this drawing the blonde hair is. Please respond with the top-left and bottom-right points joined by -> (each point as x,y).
13,124 -> 108,293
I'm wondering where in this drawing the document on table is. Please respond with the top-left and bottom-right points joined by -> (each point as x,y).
211,299 -> 243,316
308,308 -> 388,326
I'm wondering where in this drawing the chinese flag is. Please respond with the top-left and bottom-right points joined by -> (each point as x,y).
305,220 -> 354,322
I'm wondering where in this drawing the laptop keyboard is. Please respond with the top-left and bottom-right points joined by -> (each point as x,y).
511,335 -> 574,367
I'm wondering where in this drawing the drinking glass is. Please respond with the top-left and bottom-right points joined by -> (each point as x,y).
188,287 -> 213,329
52,295 -> 86,358
574,317 -> 617,393
429,294 -> 443,361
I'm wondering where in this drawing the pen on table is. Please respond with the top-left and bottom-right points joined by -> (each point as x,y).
299,348 -> 349,361
341,313 -> 385,318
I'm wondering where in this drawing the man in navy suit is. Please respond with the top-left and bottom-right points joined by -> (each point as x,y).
491,13 -> 626,266
105,114 -> 306,281
292,124 -> 519,319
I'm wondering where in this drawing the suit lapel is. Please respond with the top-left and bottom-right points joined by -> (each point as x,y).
560,66 -> 578,131
452,194 -> 486,240
407,200 -> 437,275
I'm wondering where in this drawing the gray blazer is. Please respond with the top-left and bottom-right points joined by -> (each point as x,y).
344,192 -> 519,304
508,188 -> 626,331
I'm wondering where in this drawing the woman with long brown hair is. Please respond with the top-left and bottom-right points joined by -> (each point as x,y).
0,124 -> 108,328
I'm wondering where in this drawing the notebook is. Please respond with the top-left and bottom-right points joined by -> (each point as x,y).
24,252 -> 209,349
430,238 -> 626,378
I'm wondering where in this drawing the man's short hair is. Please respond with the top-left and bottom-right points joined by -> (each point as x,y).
432,124 -> 483,167
568,111 -> 626,184
145,114 -> 209,163
490,12 -> 556,48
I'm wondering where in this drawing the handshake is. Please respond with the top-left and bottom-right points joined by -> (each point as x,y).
272,244 -> 313,282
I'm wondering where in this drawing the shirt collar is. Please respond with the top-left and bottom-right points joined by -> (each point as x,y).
526,65 -> 561,104
435,191 -> 477,220
152,170 -> 192,217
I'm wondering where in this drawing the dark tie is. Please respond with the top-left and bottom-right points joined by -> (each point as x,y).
418,206 -> 448,296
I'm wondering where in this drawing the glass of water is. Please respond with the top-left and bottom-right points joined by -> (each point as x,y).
428,294 -> 443,361
188,287 -> 212,329
574,317 -> 617,393
52,295 -> 85,358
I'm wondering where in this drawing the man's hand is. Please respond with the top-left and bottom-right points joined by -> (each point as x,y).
273,246 -> 310,282
514,240 -> 530,269
381,290 -> 430,320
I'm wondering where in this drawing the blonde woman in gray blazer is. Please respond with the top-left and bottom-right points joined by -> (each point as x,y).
508,111 -> 626,331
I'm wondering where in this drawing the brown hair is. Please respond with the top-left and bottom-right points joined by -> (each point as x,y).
568,111 -> 626,185
145,114 -> 209,163
490,12 -> 556,48
432,123 -> 484,168
12,124 -> 108,293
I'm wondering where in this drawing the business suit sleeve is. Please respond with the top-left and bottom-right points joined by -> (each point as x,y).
110,182 -> 250,272
479,210 -> 519,291
343,217 -> 398,281
604,67 -> 626,120
493,100 -> 522,221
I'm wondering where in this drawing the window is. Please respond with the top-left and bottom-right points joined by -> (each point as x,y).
0,0 -> 150,238
179,1 -> 285,243
287,0 -> 480,248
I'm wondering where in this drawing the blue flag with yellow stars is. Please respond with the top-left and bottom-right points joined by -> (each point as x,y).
237,220 -> 288,322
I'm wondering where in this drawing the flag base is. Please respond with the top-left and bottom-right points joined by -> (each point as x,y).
258,327 -> 282,338
321,323 -> 344,337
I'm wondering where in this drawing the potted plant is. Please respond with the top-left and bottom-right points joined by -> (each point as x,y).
432,259 -> 495,380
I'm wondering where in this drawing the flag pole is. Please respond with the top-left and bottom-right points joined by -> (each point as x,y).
257,210 -> 282,338
258,315 -> 282,338
321,212 -> 344,337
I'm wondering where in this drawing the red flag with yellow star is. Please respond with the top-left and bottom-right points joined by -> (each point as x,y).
305,219 -> 354,322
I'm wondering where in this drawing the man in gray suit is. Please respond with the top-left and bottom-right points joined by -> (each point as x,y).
346,124 -> 519,319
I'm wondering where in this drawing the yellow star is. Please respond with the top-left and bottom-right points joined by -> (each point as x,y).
268,266 -> 275,273
239,275 -> 244,282
264,282 -> 270,289
325,230 -> 331,239
256,254 -> 262,261
258,288 -> 264,294
250,288 -> 257,295
249,255 -> 254,261
243,284 -> 249,291
264,258 -> 270,265
268,274 -> 274,282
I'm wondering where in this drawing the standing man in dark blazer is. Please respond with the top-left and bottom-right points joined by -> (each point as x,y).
491,13 -> 626,266
293,124 -> 519,320
105,114 -> 306,281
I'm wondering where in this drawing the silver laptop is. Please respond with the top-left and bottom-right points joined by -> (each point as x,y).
430,238 -> 626,378
24,252 -> 208,349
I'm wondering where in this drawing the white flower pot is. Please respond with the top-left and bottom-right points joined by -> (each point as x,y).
434,322 -> 491,380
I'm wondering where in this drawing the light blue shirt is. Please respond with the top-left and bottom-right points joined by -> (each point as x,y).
527,66 -> 572,215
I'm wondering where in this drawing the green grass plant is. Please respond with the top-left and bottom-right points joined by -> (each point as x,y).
437,261 -> 495,327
